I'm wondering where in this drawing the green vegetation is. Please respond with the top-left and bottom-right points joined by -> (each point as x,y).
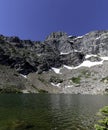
95,106 -> 108,130
70,70 -> 91,85
101,76 -> 108,84
70,76 -> 81,84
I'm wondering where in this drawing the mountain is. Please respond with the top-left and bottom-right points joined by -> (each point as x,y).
0,30 -> 108,94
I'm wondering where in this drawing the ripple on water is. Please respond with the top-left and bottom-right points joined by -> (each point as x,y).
0,94 -> 107,130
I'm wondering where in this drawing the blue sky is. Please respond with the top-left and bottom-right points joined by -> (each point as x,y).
0,0 -> 108,41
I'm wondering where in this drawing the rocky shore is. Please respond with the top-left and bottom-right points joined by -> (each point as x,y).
0,30 -> 108,94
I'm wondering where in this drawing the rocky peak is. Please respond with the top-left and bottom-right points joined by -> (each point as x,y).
5,36 -> 21,43
46,32 -> 67,40
45,32 -> 74,54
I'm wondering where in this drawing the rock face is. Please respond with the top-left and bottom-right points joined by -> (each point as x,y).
0,32 -> 85,74
0,30 -> 108,94
72,30 -> 108,56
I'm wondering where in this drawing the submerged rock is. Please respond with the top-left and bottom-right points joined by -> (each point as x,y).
6,120 -> 35,130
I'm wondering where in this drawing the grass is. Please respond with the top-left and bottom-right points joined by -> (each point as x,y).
70,76 -> 81,84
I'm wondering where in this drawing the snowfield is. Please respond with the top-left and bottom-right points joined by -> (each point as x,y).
64,55 -> 108,70
52,67 -> 62,74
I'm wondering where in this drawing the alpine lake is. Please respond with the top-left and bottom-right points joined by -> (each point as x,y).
0,94 -> 107,130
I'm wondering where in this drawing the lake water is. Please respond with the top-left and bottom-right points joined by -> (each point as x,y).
0,94 -> 108,130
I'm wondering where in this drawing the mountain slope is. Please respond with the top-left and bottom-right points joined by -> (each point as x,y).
0,30 -> 108,94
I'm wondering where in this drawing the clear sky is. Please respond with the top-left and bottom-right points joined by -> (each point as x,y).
0,0 -> 108,41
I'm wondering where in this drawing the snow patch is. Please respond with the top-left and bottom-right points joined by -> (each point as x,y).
20,74 -> 27,79
77,36 -> 83,39
96,37 -> 101,40
37,54 -> 41,56
52,55 -> 108,73
63,65 -> 74,70
85,54 -> 98,59
65,85 -> 73,88
63,60 -> 103,70
68,35 -> 72,37
60,52 -> 70,55
51,83 -> 61,87
64,55 -> 108,70
101,57 -> 108,60
85,55 -> 108,61
74,50 -> 82,52
74,36 -> 83,40
74,50 -> 78,52
52,67 -> 61,74
76,60 -> 103,68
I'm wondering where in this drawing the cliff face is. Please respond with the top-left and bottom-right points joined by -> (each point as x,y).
0,31 -> 108,94
0,32 -> 84,75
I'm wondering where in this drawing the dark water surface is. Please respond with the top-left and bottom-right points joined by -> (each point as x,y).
0,94 -> 108,130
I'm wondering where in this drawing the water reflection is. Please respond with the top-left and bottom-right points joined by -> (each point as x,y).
48,94 -> 108,129
0,94 -> 107,130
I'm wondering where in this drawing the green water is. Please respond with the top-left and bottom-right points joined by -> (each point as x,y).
0,94 -> 108,130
